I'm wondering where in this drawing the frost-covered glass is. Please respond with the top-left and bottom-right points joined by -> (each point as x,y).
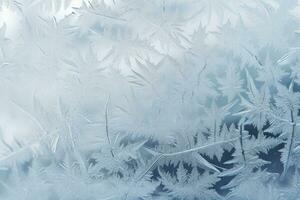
0,0 -> 300,199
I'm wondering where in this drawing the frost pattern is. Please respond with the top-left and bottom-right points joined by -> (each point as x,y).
0,0 -> 300,200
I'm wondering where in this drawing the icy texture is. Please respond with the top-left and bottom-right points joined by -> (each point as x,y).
0,0 -> 300,199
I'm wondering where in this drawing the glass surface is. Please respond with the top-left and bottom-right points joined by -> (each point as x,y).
0,0 -> 300,199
